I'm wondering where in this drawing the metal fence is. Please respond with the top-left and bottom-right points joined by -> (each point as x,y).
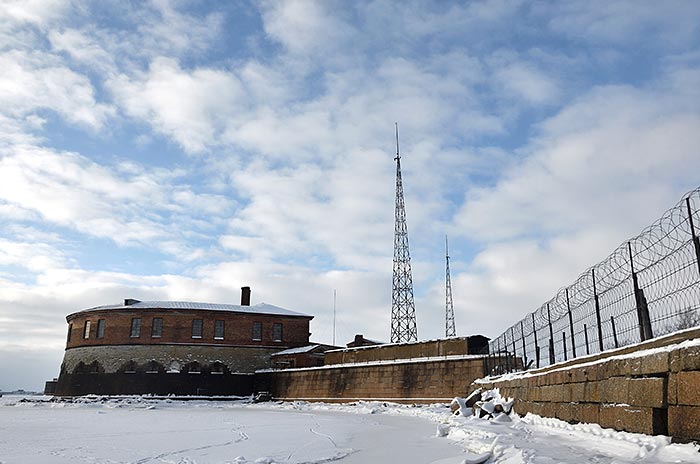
487,187 -> 700,375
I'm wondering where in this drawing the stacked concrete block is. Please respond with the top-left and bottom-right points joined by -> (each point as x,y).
258,356 -> 487,403
473,330 -> 700,442
667,341 -> 700,442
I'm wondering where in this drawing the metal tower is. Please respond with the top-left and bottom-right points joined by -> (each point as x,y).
445,236 -> 456,337
391,123 -> 418,343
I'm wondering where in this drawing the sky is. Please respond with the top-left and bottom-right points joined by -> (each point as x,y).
1,0 -> 699,391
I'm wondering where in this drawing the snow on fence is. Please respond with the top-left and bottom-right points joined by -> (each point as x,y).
489,186 -> 700,374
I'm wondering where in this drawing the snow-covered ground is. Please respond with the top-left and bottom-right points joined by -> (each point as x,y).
1,394 -> 698,464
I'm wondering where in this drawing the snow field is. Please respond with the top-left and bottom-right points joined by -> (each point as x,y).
1,394 -> 699,463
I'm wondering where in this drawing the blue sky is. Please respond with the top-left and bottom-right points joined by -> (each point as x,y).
1,0 -> 699,390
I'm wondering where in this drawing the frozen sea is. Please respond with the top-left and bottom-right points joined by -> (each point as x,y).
1,395 -> 698,464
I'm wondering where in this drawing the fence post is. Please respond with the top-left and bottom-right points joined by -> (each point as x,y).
497,337 -> 503,374
520,320 -> 528,369
505,335 -> 513,373
566,288 -> 576,359
520,319 -> 527,370
562,332 -> 568,361
510,326 -> 518,371
685,197 -> 700,275
547,303 -> 555,364
592,268 -> 604,352
584,323 -> 590,355
611,316 -> 619,349
628,241 -> 653,341
532,312 -> 540,368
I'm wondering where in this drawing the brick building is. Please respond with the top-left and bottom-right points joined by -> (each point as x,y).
53,287 -> 312,396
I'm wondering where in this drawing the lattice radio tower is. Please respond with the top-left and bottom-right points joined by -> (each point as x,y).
445,235 -> 456,337
391,123 -> 418,343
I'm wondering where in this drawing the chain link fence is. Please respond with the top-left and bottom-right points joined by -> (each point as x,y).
487,187 -> 700,375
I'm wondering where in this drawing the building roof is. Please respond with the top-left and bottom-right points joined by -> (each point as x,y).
271,345 -> 322,356
271,343 -> 341,357
73,301 -> 312,318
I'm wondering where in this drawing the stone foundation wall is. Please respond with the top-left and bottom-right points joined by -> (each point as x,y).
474,328 -> 700,442
61,344 -> 282,374
256,356 -> 487,403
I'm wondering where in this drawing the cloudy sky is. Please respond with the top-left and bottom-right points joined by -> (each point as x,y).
1,0 -> 699,390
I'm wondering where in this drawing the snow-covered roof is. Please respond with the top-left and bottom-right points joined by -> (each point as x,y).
271,345 -> 322,356
73,301 -> 312,318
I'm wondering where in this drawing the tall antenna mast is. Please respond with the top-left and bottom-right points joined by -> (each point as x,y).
445,235 -> 456,337
391,122 -> 418,343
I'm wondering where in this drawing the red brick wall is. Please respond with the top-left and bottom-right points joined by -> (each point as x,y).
66,309 -> 310,349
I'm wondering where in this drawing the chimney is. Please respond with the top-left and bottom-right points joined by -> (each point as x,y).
241,286 -> 251,306
124,299 -> 141,306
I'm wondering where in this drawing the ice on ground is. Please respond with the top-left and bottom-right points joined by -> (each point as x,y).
1,394 -> 699,464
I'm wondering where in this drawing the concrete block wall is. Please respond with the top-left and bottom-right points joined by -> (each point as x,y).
474,329 -> 700,442
256,356 -> 487,403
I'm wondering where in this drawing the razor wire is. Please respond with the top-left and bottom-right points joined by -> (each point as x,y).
487,187 -> 700,374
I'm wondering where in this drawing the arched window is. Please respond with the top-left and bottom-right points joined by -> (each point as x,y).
145,360 -> 161,374
210,362 -> 225,375
122,360 -> 137,374
186,361 -> 201,374
167,360 -> 181,373
88,361 -> 101,374
73,361 -> 87,374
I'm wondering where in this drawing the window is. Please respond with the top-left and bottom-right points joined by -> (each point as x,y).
273,323 -> 283,342
210,362 -> 225,375
167,361 -> 181,373
214,320 -> 224,340
187,361 -> 201,374
130,318 -> 141,338
96,319 -> 105,339
151,317 -> 163,338
67,323 -> 73,342
123,360 -> 137,373
145,361 -> 160,373
191,319 -> 203,338
83,320 -> 91,339
252,322 -> 262,341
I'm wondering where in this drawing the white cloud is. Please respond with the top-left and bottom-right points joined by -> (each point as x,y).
48,28 -> 116,74
0,0 -> 68,27
0,238 -> 67,272
545,0 -> 700,48
0,50 -> 114,130
493,60 -> 561,105
109,57 -> 246,154
454,79 -> 700,242
0,144 -> 232,256
259,0 -> 355,56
